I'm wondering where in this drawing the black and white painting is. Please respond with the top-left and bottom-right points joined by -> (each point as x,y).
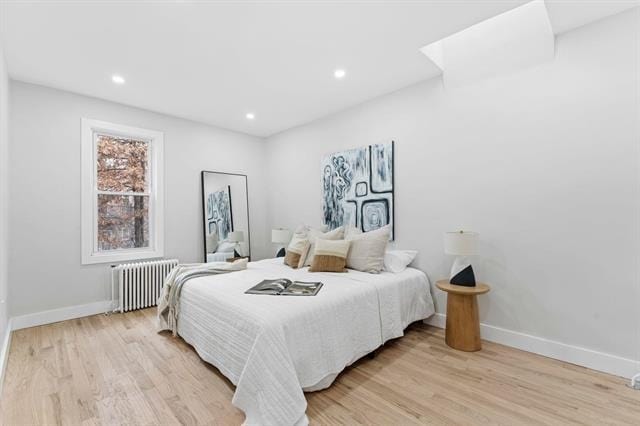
321,141 -> 394,239
207,185 -> 233,240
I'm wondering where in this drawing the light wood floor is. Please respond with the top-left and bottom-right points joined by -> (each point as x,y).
1,309 -> 639,425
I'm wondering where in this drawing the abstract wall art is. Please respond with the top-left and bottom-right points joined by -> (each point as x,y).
207,185 -> 233,240
321,141 -> 394,239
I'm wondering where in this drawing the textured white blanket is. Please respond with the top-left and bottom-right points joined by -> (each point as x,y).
157,259 -> 248,335
176,258 -> 435,426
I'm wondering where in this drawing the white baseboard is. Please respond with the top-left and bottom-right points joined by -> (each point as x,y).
0,319 -> 12,394
11,300 -> 112,331
425,313 -> 639,379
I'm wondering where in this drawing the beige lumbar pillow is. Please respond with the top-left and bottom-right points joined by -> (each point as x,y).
309,239 -> 350,273
303,226 -> 345,266
346,225 -> 390,273
284,235 -> 310,269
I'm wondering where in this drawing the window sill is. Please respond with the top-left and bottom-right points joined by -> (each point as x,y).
82,249 -> 164,265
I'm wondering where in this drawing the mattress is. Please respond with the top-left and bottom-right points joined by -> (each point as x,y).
176,257 -> 435,426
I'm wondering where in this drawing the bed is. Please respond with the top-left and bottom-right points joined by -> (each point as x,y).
174,257 -> 435,426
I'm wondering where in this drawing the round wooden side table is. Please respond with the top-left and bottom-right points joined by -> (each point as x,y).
436,280 -> 491,352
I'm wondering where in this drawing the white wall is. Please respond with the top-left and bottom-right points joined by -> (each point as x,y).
9,82 -> 269,316
0,26 -> 10,341
266,10 -> 640,363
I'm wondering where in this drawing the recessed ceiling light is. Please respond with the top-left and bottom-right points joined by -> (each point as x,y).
334,69 -> 346,79
246,113 -> 255,120
111,74 -> 125,85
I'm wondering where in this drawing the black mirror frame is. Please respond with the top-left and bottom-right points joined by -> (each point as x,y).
201,171 -> 251,263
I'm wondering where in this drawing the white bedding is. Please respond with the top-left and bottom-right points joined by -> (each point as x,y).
176,258 -> 435,426
206,251 -> 234,262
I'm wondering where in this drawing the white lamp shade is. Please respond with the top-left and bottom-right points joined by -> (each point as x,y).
228,231 -> 244,242
444,231 -> 479,256
272,229 -> 292,244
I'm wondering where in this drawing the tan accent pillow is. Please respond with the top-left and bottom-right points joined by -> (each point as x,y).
346,225 -> 390,273
303,226 -> 345,266
309,239 -> 350,273
284,235 -> 310,269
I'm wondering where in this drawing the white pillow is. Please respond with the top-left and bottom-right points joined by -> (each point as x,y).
294,224 -> 310,235
206,233 -> 219,253
344,225 -> 362,239
383,250 -> 418,273
345,225 -> 390,273
302,226 -> 345,266
216,241 -> 236,253
284,235 -> 311,268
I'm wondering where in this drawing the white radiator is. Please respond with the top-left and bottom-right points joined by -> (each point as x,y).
113,259 -> 179,312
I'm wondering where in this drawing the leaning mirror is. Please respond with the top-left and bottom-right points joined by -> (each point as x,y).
201,171 -> 250,262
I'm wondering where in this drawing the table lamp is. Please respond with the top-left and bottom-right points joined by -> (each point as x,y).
444,230 -> 479,287
228,231 -> 245,257
272,229 -> 291,257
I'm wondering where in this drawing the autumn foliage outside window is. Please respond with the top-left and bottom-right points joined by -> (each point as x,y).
96,135 -> 150,251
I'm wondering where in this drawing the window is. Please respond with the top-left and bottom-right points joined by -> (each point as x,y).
81,119 -> 164,264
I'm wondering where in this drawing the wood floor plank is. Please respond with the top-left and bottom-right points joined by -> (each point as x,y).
1,308 -> 639,425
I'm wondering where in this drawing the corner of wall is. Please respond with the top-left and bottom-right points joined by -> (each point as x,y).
0,21 -> 12,391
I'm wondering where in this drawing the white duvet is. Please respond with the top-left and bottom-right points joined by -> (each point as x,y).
176,258 -> 435,426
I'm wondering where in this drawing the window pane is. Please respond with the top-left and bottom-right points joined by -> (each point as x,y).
97,195 -> 149,251
97,134 -> 149,192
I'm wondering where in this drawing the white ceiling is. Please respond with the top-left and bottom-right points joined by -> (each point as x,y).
1,0 -> 637,137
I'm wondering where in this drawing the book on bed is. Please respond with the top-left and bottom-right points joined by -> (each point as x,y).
245,279 -> 323,296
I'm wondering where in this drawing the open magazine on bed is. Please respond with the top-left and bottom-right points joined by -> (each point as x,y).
245,278 -> 323,296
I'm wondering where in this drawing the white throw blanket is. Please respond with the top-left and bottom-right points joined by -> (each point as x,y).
157,259 -> 247,335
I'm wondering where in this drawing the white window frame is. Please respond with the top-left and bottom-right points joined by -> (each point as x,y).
81,118 -> 164,265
